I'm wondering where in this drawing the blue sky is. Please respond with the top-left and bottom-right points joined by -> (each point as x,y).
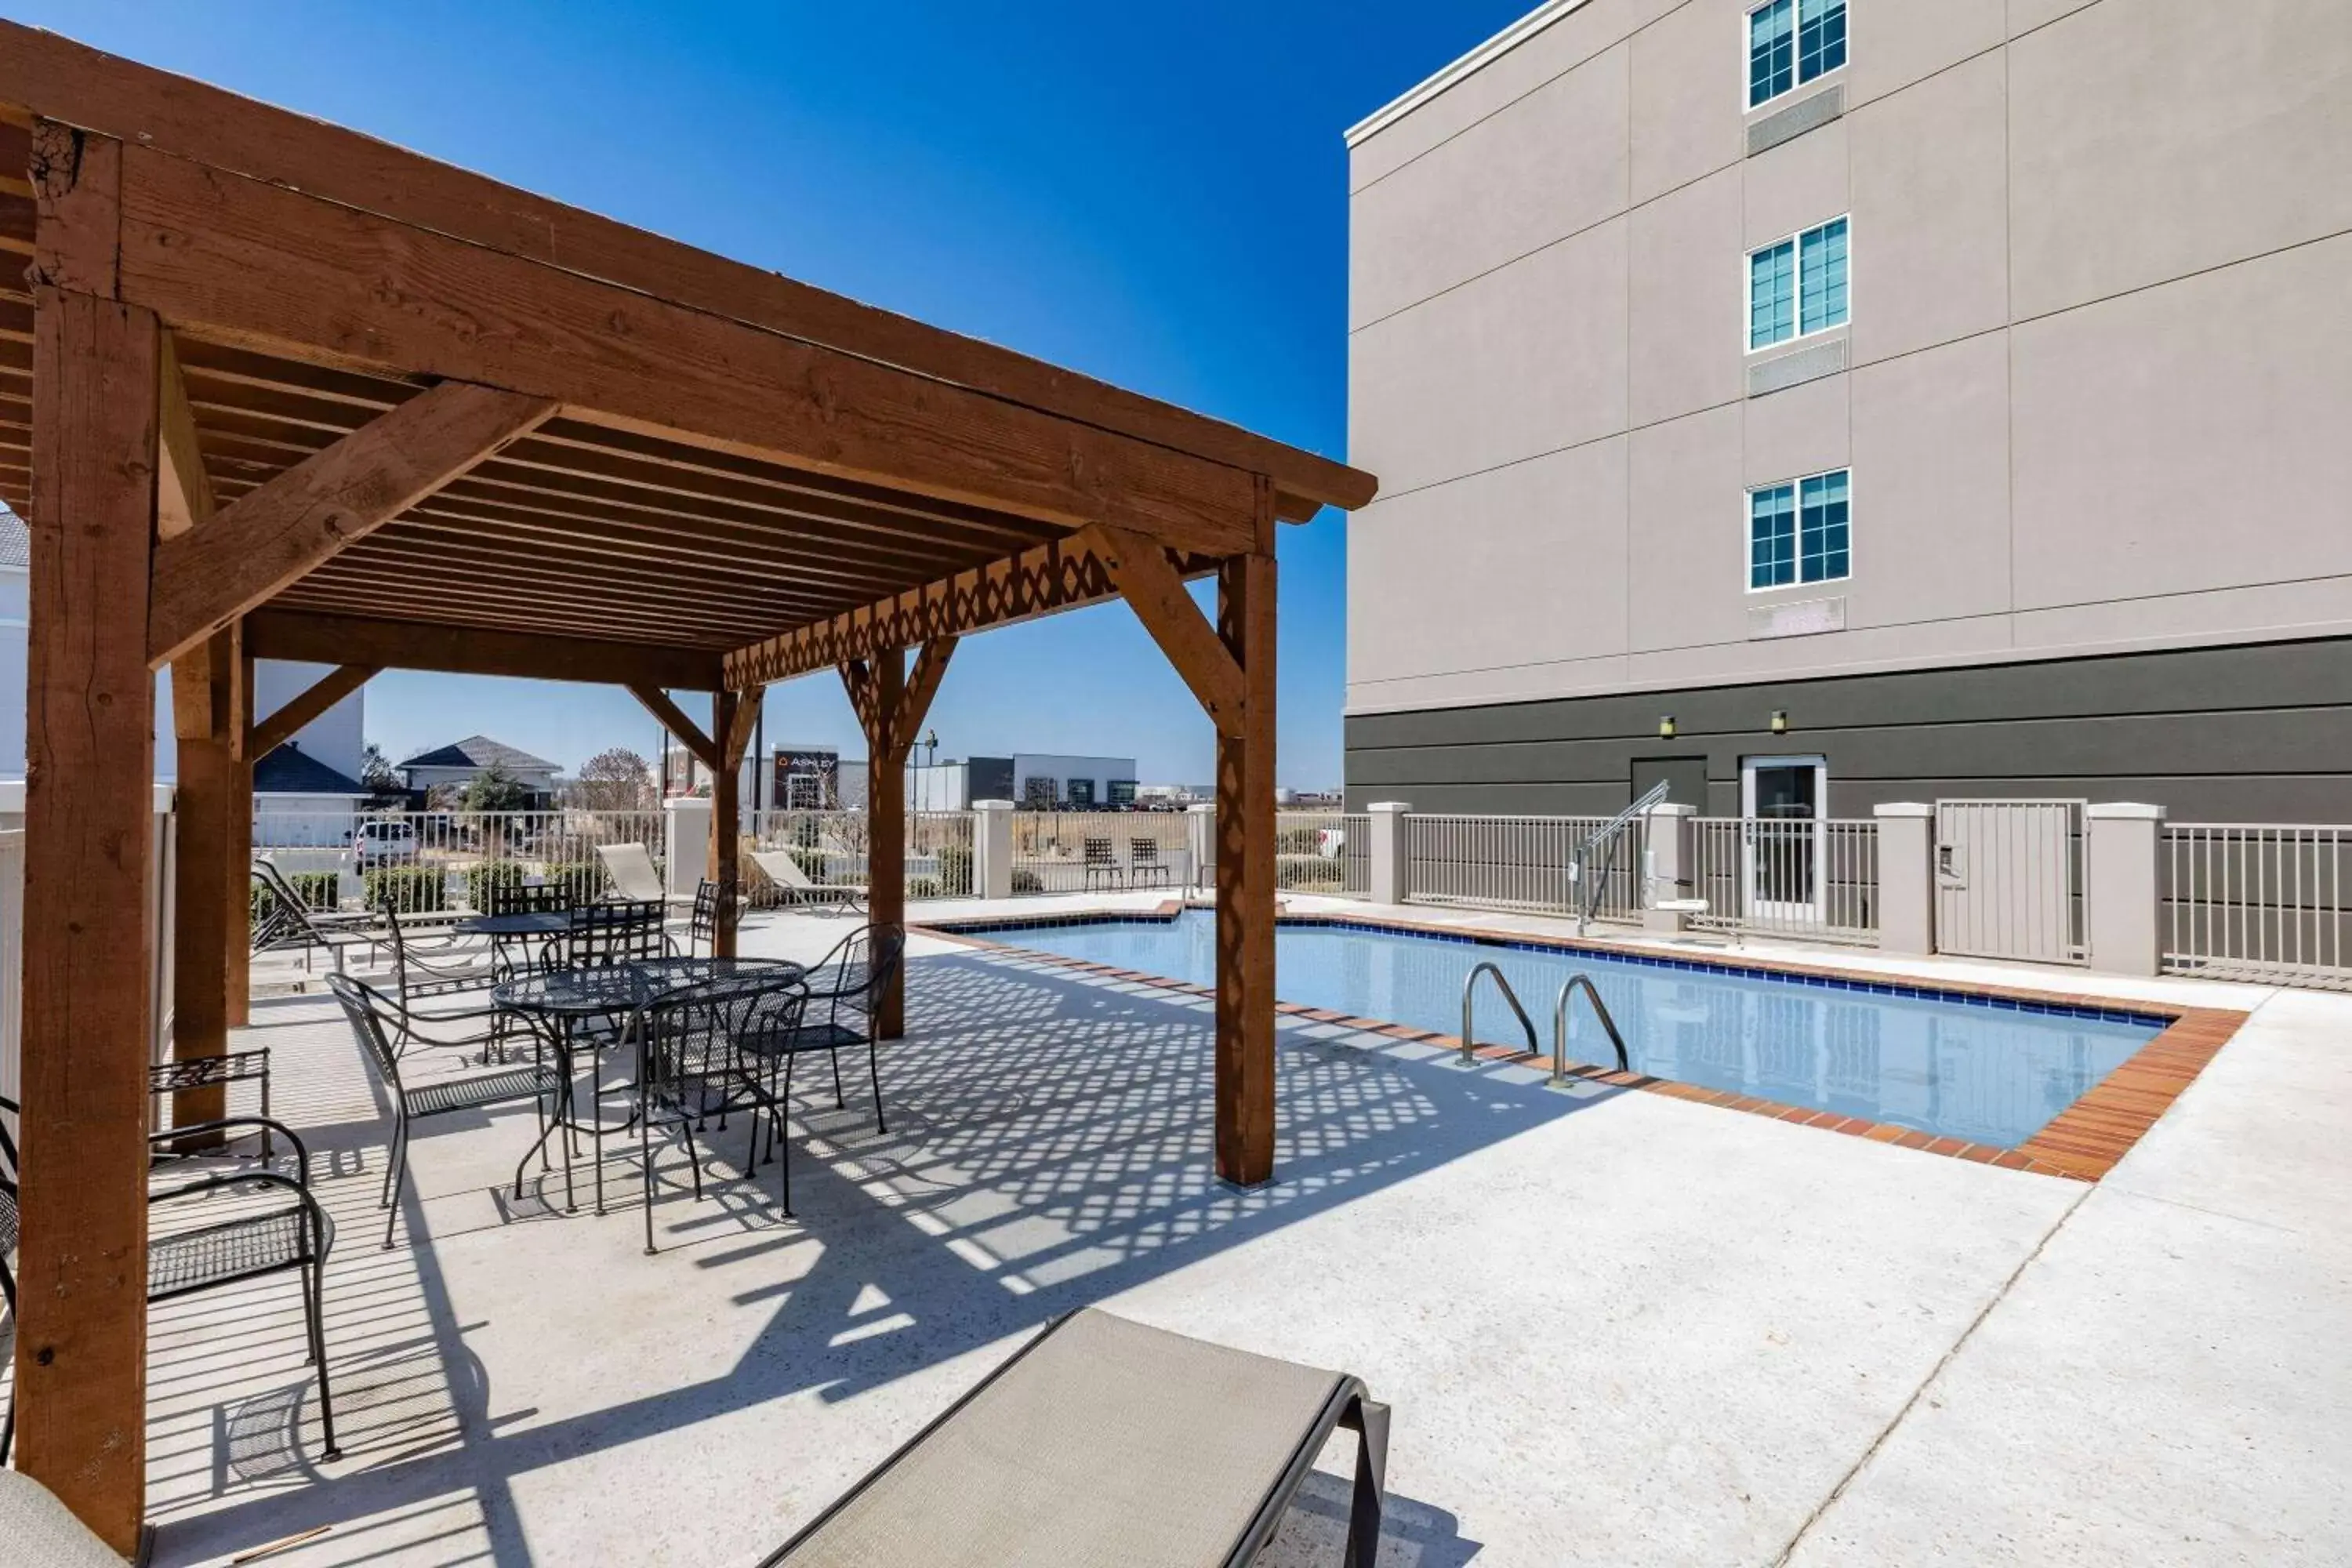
16,0 -> 1532,786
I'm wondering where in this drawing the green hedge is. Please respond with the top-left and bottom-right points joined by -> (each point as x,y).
935,844 -> 974,897
545,859 -> 606,905
907,877 -> 943,900
466,859 -> 529,910
365,866 -> 448,914
251,870 -> 339,924
469,858 -> 607,910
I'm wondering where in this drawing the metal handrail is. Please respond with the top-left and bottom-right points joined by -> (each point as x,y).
1458,962 -> 1537,1064
1550,974 -> 1629,1086
1572,780 -> 1671,932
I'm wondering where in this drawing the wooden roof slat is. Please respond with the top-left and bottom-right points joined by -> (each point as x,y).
0,21 -> 1372,516
245,608 -> 723,687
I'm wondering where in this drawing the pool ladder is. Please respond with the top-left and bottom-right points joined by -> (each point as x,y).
1460,963 -> 1630,1087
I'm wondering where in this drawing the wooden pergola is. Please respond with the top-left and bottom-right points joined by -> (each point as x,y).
0,25 -> 1374,1551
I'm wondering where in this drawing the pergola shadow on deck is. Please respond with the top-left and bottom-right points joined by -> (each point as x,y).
0,24 -> 1374,1551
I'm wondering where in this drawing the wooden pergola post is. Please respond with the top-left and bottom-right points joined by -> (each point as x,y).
169,623 -> 240,1136
1214,540 -> 1278,1186
226,650 -> 254,1026
843,638 -> 955,1039
21,122 -> 162,1555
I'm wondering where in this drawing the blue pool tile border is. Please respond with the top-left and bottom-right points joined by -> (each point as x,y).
924,909 -> 2177,1030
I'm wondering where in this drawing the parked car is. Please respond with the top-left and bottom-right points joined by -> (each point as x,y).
352,818 -> 420,869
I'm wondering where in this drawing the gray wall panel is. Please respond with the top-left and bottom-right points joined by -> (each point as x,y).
1348,639 -> 2352,823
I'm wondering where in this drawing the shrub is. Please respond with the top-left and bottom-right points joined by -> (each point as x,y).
365,865 -> 447,914
543,859 -> 606,905
251,870 -> 339,924
466,858 -> 528,911
1277,858 -> 1341,893
906,877 -> 943,900
791,846 -> 833,882
1011,869 -> 1044,895
935,844 -> 974,896
1276,825 -> 1323,856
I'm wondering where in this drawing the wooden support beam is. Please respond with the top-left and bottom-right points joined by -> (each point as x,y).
0,24 -> 1377,520
27,120 -> 119,297
246,608 -> 724,690
627,685 -> 717,773
858,653 -> 909,1038
20,285 -> 161,1554
226,650 -> 254,1029
155,328 -> 212,540
1214,485 -> 1279,1189
247,662 -> 377,761
730,533 -> 1185,688
888,637 -> 957,762
722,687 -> 764,770
169,622 -> 238,1141
1083,523 -> 1244,736
147,379 -> 559,666
111,145 -> 1261,558
710,688 -> 742,958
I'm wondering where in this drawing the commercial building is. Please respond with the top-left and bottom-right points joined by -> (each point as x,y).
1345,0 -> 2352,821
910,753 -> 1139,810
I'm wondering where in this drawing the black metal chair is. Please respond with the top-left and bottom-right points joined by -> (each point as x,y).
0,1093 -> 341,1463
630,971 -> 804,1250
689,880 -> 722,956
484,880 -> 575,918
149,1047 -> 273,1160
327,974 -> 562,1249
1128,837 -> 1168,888
731,924 -> 905,1215
548,899 -> 671,970
1082,837 -> 1124,891
373,906 -> 515,1058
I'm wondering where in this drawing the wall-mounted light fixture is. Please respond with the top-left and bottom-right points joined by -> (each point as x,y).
1657,715 -> 1676,739
1770,710 -> 1789,734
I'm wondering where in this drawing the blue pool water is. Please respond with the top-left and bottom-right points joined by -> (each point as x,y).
961,913 -> 2166,1149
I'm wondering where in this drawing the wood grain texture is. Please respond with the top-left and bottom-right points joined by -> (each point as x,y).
27,120 -> 117,296
247,662 -> 376,760
246,608 -> 723,689
865,652 -> 908,1038
887,637 -> 957,763
628,684 -> 717,772
147,378 -> 557,666
1214,530 -> 1279,1186
169,630 -> 235,1128
0,21 -> 1374,516
20,286 -> 158,1553
154,328 -> 211,539
113,147 -> 1261,558
1083,522 -> 1243,737
722,686 -> 763,771
730,535 -> 1156,687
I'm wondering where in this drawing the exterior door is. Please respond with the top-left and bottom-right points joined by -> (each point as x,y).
1933,799 -> 2088,964
1742,756 -> 1825,920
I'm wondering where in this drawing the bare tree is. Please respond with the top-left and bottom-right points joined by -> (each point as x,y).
570,746 -> 655,812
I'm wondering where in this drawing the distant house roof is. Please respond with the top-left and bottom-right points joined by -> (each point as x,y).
0,506 -> 27,571
397,735 -> 561,775
254,746 -> 368,797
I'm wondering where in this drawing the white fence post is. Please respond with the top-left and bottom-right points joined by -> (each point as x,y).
2087,802 -> 2164,977
1367,802 -> 1411,905
1874,803 -> 1936,956
974,800 -> 1014,900
664,797 -> 712,899
1186,802 -> 1216,892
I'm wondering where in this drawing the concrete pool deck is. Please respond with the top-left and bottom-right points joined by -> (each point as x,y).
166,897 -> 2347,1564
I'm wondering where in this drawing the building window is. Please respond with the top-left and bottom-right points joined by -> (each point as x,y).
1066,778 -> 1095,808
1108,779 -> 1138,807
1749,469 -> 1850,590
1748,217 -> 1848,350
1748,0 -> 1846,110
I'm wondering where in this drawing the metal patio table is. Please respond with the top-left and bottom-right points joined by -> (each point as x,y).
494,957 -> 807,1240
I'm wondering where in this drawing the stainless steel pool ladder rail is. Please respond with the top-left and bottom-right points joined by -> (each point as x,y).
1459,963 -> 1537,1063
1550,975 -> 1629,1086
1460,965 -> 1631,1088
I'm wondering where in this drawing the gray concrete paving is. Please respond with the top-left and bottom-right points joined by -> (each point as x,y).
152,899 -> 2347,1566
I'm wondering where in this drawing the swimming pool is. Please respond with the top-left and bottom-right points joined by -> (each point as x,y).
945,912 -> 2169,1150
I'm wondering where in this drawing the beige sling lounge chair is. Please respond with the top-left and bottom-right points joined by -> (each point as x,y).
595,842 -> 695,909
762,1308 -> 1388,1568
750,848 -> 867,914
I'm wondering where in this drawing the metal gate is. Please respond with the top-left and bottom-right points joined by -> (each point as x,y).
1934,800 -> 2088,964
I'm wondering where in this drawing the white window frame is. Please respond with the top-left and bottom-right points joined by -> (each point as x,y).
1744,213 -> 1851,354
1743,467 -> 1855,594
1745,0 -> 1849,113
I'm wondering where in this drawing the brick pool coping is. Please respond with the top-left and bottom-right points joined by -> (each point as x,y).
915,902 -> 2249,1183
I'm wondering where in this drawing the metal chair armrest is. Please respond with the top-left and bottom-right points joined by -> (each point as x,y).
147,1115 -> 310,1185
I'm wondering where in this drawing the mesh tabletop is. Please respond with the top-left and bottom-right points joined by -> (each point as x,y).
775,1310 -> 1350,1568
495,957 -> 806,1018
457,912 -> 573,938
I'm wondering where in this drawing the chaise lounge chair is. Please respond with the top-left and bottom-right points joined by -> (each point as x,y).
760,1308 -> 1388,1568
750,848 -> 867,915
595,842 -> 695,910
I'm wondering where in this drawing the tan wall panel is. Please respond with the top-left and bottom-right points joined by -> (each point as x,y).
1629,0 -> 1744,205
1629,167 -> 1744,426
1629,404 -> 1744,653
1847,332 -> 2012,630
1849,51 -> 2009,365
1849,0 -> 2005,106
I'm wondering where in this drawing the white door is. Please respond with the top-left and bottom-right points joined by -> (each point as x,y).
1742,757 -> 1827,921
